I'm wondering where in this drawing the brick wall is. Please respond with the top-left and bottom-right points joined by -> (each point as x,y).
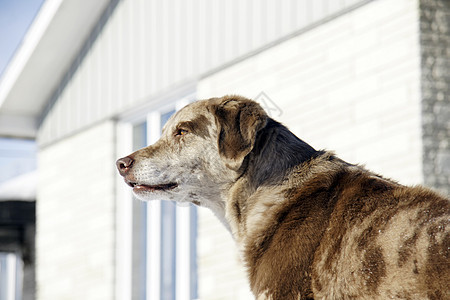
197,207 -> 253,299
420,0 -> 450,197
36,121 -> 116,300
196,0 -> 423,298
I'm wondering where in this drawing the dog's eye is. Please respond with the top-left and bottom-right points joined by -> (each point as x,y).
176,129 -> 189,136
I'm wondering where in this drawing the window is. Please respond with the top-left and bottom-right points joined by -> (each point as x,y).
116,96 -> 197,300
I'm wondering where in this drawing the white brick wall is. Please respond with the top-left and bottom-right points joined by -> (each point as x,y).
37,121 -> 116,300
196,0 -> 423,298
197,207 -> 253,299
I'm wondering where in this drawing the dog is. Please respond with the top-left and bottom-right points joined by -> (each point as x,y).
116,95 -> 449,299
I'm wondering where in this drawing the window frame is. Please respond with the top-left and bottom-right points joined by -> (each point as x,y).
115,95 -> 196,300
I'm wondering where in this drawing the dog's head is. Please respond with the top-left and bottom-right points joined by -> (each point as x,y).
116,95 -> 268,209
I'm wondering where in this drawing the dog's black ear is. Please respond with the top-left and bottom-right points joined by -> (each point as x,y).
212,96 -> 268,171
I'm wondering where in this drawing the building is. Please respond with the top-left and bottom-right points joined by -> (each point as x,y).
0,172 -> 36,300
0,0 -> 448,299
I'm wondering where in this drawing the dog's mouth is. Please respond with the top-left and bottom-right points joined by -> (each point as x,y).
125,180 -> 178,192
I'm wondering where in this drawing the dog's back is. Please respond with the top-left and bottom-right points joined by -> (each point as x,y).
244,153 -> 449,299
312,155 -> 448,299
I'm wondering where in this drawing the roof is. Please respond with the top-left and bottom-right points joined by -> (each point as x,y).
0,170 -> 37,201
0,0 -> 110,139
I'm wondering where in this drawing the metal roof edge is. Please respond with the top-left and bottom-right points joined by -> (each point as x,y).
0,0 -> 63,108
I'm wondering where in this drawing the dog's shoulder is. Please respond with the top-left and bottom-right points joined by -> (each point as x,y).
244,151 -> 449,299
242,152 -> 362,299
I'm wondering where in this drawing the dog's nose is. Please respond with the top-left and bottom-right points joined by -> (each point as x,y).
116,156 -> 134,176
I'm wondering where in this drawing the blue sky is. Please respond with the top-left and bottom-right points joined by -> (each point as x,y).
0,138 -> 37,182
0,0 -> 45,75
0,0 -> 44,183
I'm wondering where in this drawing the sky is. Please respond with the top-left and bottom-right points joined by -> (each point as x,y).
0,0 -> 45,75
0,138 -> 37,182
0,0 -> 44,183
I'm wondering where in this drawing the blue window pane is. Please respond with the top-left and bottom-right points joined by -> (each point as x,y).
133,121 -> 147,149
190,206 -> 198,300
160,110 -> 176,300
160,201 -> 177,300
161,110 -> 176,128
132,121 -> 148,300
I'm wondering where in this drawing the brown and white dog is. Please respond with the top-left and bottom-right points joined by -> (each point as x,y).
116,96 -> 449,299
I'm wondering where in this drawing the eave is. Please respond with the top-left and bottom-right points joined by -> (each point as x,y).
0,0 -> 111,138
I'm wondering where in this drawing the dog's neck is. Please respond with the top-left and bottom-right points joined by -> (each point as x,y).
243,118 -> 320,190
203,191 -> 232,232
223,120 -> 322,240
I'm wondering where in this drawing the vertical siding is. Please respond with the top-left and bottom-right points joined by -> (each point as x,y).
37,0 -> 367,146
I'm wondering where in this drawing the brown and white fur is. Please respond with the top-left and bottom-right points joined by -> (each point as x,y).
116,96 -> 450,299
